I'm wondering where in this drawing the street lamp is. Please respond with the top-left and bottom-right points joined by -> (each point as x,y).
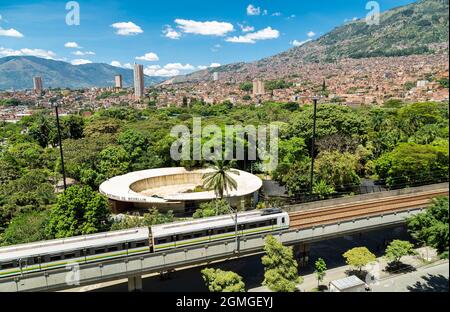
310,96 -> 318,194
51,98 -> 67,191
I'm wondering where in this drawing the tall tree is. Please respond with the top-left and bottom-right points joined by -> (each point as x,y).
261,235 -> 301,292
202,160 -> 240,199
46,185 -> 111,238
343,247 -> 376,272
384,240 -> 416,265
407,196 -> 449,255
314,258 -> 327,288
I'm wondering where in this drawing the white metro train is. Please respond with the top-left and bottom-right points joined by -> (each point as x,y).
0,208 -> 289,278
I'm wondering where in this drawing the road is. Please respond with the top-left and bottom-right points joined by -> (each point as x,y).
372,262 -> 449,292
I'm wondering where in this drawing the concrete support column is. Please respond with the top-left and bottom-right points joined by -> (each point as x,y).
128,275 -> 143,292
293,243 -> 310,268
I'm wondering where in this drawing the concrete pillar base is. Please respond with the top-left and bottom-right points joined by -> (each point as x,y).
128,275 -> 143,292
293,243 -> 310,268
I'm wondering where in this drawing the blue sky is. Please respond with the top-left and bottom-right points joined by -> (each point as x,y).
0,0 -> 416,76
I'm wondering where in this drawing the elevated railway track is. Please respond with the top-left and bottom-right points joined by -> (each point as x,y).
289,188 -> 449,229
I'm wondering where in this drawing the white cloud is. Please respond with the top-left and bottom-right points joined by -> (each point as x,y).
164,63 -> 195,70
307,31 -> 316,38
0,27 -> 24,38
64,42 -> 81,48
263,9 -> 268,16
197,63 -> 221,70
247,4 -> 261,16
111,22 -> 143,36
272,12 -> 282,17
291,39 -> 311,47
238,23 -> 255,33
70,59 -> 92,66
226,27 -> 279,44
0,47 -> 56,59
71,59 -> 92,65
175,19 -> 234,36
136,52 -> 159,62
110,61 -> 133,69
143,63 -> 200,77
73,50 -> 95,56
344,17 -> 359,23
163,26 -> 181,40
144,66 -> 179,77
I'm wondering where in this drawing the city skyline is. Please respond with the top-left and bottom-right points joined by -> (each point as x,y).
0,0 -> 416,78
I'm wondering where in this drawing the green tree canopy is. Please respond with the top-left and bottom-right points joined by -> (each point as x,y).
201,268 -> 246,292
261,235 -> 301,292
1,210 -> 49,246
407,196 -> 449,255
193,200 -> 231,219
46,185 -> 112,238
314,258 -> 327,287
343,247 -> 376,271
384,240 -> 416,264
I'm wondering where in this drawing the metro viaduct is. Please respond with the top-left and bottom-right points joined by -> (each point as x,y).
0,183 -> 448,292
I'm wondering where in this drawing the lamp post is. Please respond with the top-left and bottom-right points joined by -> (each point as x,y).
51,99 -> 67,191
310,96 -> 318,194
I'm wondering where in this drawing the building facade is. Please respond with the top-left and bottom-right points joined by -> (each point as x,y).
133,64 -> 144,100
33,77 -> 43,94
253,79 -> 265,96
115,75 -> 123,89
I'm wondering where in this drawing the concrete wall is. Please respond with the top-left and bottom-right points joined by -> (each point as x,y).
283,183 -> 449,213
130,173 -> 205,193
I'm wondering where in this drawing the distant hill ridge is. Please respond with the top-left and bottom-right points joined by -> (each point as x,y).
171,0 -> 449,83
0,56 -> 166,90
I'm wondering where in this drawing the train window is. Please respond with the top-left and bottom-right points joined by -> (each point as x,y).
95,249 -> 105,255
50,255 -> 61,262
259,222 -> 267,227
216,229 -> 225,234
193,232 -> 203,238
157,238 -> 167,245
1,262 -> 15,269
135,242 -> 146,248
108,246 -> 119,252
227,227 -> 235,233
249,223 -> 257,229
64,253 -> 76,259
282,217 -> 286,224
182,235 -> 192,240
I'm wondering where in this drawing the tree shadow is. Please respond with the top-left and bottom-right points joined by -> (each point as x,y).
407,274 -> 449,292
384,262 -> 417,274
345,269 -> 369,281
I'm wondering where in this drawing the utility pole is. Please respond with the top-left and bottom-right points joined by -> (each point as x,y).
52,99 -> 67,190
310,97 -> 318,194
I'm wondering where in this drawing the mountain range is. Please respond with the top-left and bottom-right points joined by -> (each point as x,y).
0,56 -> 166,90
169,0 -> 449,84
0,0 -> 448,89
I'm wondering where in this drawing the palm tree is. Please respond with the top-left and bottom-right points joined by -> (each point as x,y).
202,160 -> 241,252
202,160 -> 240,199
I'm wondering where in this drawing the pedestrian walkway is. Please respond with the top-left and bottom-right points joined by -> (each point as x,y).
249,246 -> 444,292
